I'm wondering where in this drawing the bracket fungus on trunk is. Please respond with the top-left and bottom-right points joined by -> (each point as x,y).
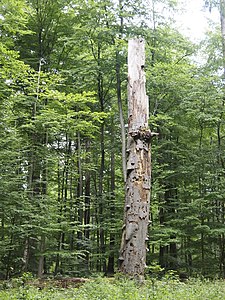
119,38 -> 155,280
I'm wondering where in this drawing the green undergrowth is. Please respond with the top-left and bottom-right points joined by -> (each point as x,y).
1,276 -> 225,300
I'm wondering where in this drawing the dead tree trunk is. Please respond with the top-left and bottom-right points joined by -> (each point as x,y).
119,38 -> 151,279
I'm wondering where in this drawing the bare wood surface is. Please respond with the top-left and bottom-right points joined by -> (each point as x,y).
119,39 -> 151,279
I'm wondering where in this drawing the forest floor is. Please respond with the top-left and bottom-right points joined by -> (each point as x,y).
0,276 -> 225,299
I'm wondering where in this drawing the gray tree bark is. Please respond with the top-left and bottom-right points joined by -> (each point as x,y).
119,38 -> 152,279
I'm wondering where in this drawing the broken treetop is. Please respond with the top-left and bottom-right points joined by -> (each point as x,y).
128,38 -> 149,132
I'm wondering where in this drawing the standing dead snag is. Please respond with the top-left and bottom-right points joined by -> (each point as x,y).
119,38 -> 151,279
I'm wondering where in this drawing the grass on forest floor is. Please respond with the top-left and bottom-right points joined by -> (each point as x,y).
1,276 -> 225,300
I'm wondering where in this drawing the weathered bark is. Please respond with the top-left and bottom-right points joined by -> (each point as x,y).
119,39 -> 151,279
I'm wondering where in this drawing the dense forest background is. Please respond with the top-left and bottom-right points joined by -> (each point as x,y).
0,0 -> 225,280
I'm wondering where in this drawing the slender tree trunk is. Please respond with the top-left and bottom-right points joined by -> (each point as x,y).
84,140 -> 91,272
119,39 -> 152,279
107,118 -> 116,275
116,50 -> 126,183
1,213 -> 4,241
54,142 -> 61,275
54,137 -> 70,275
219,233 -> 225,277
186,237 -> 192,276
116,0 -> 126,182
217,0 -> 225,277
69,169 -> 74,251
77,132 -> 83,249
220,0 -> 225,68
5,220 -> 15,279
38,235 -> 45,278
159,205 -> 166,268
37,130 -> 48,278
99,121 -> 106,272
22,237 -> 29,272
84,140 -> 91,241
97,42 -> 106,273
